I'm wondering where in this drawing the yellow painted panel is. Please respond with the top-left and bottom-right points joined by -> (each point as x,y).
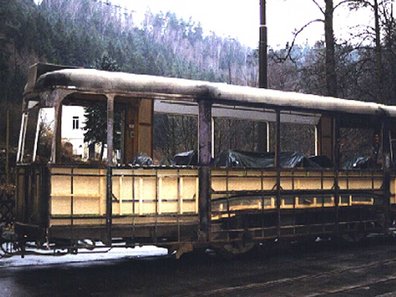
50,167 -> 105,216
181,177 -> 198,199
50,218 -> 106,226
119,202 -> 133,215
141,202 -> 156,214
51,197 -> 71,215
211,178 -> 226,192
160,201 -> 178,213
74,197 -> 101,215
137,177 -> 156,200
228,177 -> 263,191
51,175 -> 71,196
182,201 -> 197,213
113,169 -> 199,215
160,177 -> 178,200
391,179 -> 396,204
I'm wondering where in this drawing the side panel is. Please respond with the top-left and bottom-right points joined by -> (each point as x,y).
49,167 -> 199,227
15,165 -> 49,227
210,168 -> 384,242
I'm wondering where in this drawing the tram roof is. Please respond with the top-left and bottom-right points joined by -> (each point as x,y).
27,65 -> 396,117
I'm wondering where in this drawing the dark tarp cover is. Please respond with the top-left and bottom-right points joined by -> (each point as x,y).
173,150 -> 198,166
213,150 -> 321,169
308,155 -> 333,168
342,156 -> 373,169
131,153 -> 153,166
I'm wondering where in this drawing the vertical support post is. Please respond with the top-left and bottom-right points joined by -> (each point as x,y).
258,0 -> 268,152
333,115 -> 340,234
106,95 -> 115,245
51,90 -> 70,164
198,100 -> 212,242
5,108 -> 9,184
16,112 -> 27,163
211,117 -> 215,158
53,101 -> 63,163
382,116 -> 391,232
316,115 -> 334,162
259,0 -> 268,89
106,167 -> 113,245
107,95 -> 115,166
275,110 -> 281,238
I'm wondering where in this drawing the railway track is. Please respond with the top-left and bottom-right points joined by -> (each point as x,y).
1,238 -> 396,296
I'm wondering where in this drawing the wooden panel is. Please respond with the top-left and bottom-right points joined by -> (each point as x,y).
211,170 -> 277,192
50,167 -> 199,226
391,178 -> 396,204
50,168 -> 105,219
138,99 -> 153,157
317,115 -> 334,161
211,169 -> 379,216
139,99 -> 153,124
111,168 -> 199,216
124,104 -> 138,163
339,172 -> 382,190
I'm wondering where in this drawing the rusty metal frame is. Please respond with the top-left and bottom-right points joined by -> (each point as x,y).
14,65 -> 396,253
333,114 -> 340,235
209,165 -> 384,242
382,116 -> 391,232
275,109 -> 281,238
198,100 -> 212,242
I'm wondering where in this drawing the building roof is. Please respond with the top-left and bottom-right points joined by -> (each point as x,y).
28,66 -> 396,117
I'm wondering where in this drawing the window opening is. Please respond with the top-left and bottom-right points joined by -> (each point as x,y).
72,116 -> 79,130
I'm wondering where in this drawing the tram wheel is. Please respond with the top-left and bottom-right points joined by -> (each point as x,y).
220,241 -> 255,256
0,241 -> 19,258
341,223 -> 366,243
0,227 -> 19,258
215,231 -> 256,257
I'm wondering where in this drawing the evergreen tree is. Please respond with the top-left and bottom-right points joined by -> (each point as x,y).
83,53 -> 120,160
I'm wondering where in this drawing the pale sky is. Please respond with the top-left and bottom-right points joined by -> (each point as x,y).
111,0 -> 377,48
34,0 -> 384,48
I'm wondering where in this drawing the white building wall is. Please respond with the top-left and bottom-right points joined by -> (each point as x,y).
61,106 -> 86,157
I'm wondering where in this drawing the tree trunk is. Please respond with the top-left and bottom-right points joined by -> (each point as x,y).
324,0 -> 338,97
374,0 -> 384,103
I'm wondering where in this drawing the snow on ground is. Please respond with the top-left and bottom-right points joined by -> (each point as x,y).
0,246 -> 168,268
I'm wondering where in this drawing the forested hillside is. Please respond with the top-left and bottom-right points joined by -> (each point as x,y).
0,0 -> 258,146
1,0 -> 396,154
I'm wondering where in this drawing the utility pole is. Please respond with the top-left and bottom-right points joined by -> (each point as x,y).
258,0 -> 268,151
259,0 -> 268,88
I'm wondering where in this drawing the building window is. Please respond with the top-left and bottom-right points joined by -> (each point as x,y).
72,116 -> 79,130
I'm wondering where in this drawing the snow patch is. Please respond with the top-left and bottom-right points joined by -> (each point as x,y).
0,246 -> 167,268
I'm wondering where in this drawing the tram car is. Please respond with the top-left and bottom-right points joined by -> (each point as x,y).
12,63 -> 396,257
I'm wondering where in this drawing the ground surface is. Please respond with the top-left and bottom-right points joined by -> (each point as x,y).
1,238 -> 396,296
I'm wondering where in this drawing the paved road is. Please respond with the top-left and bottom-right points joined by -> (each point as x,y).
2,238 -> 396,296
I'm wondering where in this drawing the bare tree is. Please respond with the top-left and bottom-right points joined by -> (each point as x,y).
324,0 -> 338,97
348,0 -> 393,103
273,0 -> 340,96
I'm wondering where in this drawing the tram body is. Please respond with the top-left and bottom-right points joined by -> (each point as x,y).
14,63 -> 396,256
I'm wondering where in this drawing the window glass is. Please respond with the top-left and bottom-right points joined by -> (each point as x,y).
153,114 -> 197,164
35,108 -> 55,163
340,128 -> 381,169
72,116 -> 79,130
20,107 -> 39,163
59,101 -> 123,164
